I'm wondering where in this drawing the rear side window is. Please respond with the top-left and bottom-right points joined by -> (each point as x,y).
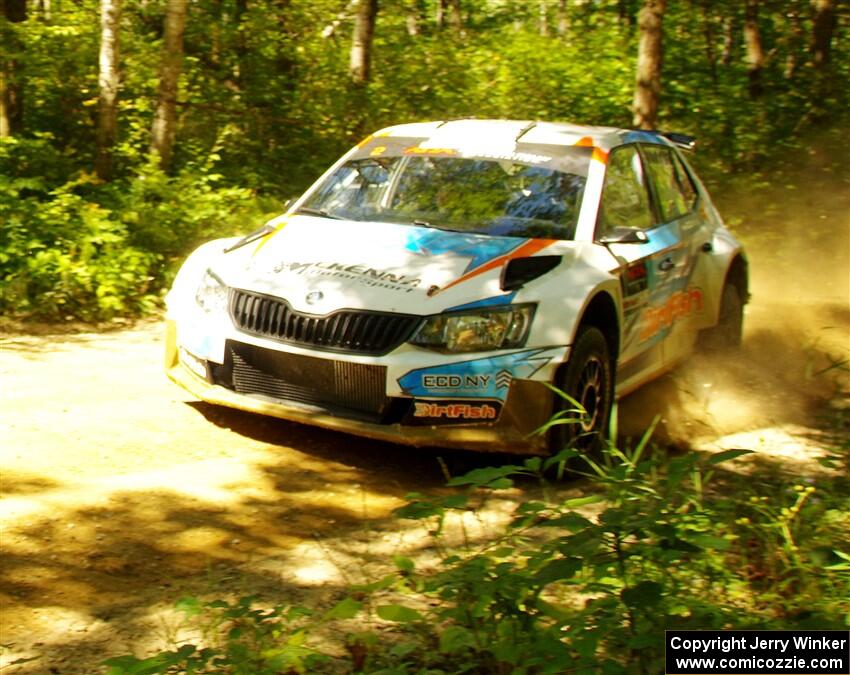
596,145 -> 654,237
641,145 -> 697,222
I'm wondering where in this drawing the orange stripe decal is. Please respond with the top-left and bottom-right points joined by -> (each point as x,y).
439,239 -> 557,293
592,147 -> 609,164
574,136 -> 594,147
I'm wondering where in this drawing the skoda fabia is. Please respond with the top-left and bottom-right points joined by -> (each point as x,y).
164,119 -> 747,454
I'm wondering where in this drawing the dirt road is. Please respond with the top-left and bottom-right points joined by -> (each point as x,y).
1,137 -> 848,673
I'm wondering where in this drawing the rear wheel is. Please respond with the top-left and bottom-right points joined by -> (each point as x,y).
550,326 -> 614,463
700,282 -> 743,351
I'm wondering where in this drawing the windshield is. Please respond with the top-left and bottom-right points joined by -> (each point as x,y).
299,144 -> 591,240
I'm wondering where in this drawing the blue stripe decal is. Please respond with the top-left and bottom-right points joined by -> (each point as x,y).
445,292 -> 518,313
398,347 -> 559,402
405,228 -> 523,272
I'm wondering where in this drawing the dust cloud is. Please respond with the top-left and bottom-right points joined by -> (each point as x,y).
618,134 -> 850,457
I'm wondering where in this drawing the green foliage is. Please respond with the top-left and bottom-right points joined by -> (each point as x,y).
2,0 -> 848,318
101,434 -> 850,673
0,140 -> 259,320
103,596 -> 329,675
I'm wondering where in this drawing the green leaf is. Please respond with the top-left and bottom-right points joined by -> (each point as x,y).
393,555 -> 415,573
706,449 -> 753,465
687,534 -> 731,551
376,604 -> 424,623
535,557 -> 582,584
174,596 -> 202,617
447,466 -> 519,487
439,625 -> 476,653
561,494 -> 605,509
323,596 -> 362,621
620,581 -> 663,608
540,512 -> 592,531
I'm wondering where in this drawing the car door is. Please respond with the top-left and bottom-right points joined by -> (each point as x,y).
640,143 -> 712,367
595,144 -> 680,395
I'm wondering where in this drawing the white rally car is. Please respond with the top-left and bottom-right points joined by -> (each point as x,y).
164,119 -> 747,454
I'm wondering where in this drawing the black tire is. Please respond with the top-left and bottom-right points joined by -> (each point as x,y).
550,326 -> 614,461
700,282 -> 743,351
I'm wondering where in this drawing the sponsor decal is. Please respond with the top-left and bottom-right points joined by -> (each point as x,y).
404,146 -> 458,156
272,260 -> 422,293
422,374 -> 491,389
640,287 -> 703,341
406,400 -> 502,425
398,348 -> 558,402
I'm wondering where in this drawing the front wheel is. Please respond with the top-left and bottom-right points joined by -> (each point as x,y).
549,326 -> 614,461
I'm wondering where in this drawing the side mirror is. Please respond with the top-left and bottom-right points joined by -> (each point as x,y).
598,227 -> 650,245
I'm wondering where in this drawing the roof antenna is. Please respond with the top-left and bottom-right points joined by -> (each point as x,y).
515,121 -> 537,142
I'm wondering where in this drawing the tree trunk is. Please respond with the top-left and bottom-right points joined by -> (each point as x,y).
743,0 -> 764,99
95,0 -> 120,180
632,0 -> 666,130
150,0 -> 188,170
539,0 -> 549,36
435,0 -> 445,29
447,0 -> 461,33
349,0 -> 377,84
812,0 -> 836,68
556,0 -> 569,36
721,15 -> 735,66
700,0 -> 717,84
1,0 -> 27,138
617,0 -> 636,28
784,6 -> 805,79
406,0 -> 423,36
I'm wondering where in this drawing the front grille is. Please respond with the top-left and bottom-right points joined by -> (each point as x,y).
230,289 -> 421,355
219,341 -> 389,420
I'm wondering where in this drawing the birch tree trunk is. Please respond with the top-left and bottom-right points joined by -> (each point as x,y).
743,0 -> 764,99
95,0 -> 120,180
539,0 -> 549,37
556,0 -> 569,36
350,0 -> 377,84
631,0 -> 666,130
150,0 -> 188,170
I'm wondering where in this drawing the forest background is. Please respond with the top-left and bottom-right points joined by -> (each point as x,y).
0,0 -> 847,321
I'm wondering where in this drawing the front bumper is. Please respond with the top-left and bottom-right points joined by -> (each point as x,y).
164,320 -> 554,454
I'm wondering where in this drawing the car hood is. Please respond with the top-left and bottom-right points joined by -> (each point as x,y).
212,215 -> 562,316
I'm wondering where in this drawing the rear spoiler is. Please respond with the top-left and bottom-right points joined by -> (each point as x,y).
660,131 -> 697,152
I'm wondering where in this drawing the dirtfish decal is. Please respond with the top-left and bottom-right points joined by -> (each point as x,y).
405,399 -> 503,425
272,261 -> 422,293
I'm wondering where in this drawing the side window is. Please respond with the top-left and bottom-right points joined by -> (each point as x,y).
597,145 -> 654,238
642,145 -> 696,222
672,152 -> 698,209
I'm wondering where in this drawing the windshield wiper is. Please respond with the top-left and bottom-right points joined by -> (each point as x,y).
224,224 -> 276,253
293,206 -> 344,219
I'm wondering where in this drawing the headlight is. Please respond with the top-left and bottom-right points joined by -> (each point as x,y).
410,305 -> 535,352
195,269 -> 228,314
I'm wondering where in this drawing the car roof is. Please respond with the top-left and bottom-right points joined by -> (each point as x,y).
371,119 -> 674,153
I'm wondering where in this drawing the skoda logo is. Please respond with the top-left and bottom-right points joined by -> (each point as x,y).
305,291 -> 323,305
